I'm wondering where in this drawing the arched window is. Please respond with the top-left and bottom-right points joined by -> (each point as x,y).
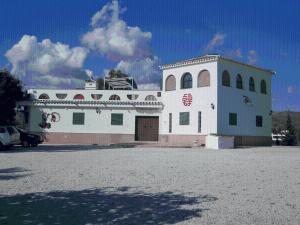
165,75 -> 176,91
127,94 -> 139,100
222,70 -> 230,87
56,94 -> 67,99
181,73 -> 192,89
198,70 -> 210,87
261,80 -> 267,94
249,77 -> 255,92
236,74 -> 243,89
91,94 -> 102,100
145,95 -> 157,101
73,94 -> 84,100
109,94 -> 121,100
38,93 -> 50,100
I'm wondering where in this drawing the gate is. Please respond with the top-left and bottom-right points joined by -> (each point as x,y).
135,116 -> 159,141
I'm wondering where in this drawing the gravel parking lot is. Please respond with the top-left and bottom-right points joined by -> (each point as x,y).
0,145 -> 300,225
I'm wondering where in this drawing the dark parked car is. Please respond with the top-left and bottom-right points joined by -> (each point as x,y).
17,128 -> 43,147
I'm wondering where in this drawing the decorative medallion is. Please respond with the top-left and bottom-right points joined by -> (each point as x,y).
182,93 -> 193,106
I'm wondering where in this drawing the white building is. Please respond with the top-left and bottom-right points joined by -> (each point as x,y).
20,55 -> 275,148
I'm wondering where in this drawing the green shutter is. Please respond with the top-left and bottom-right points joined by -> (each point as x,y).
179,112 -> 189,125
229,113 -> 237,126
73,113 -> 85,125
111,113 -> 123,125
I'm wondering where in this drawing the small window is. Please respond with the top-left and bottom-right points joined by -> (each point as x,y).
91,94 -> 102,100
73,113 -> 85,125
145,95 -> 157,101
222,70 -> 231,87
38,93 -> 50,99
56,94 -> 67,99
179,112 -> 190,125
198,70 -> 210,87
249,77 -> 255,92
256,116 -> 263,127
109,95 -> 121,100
198,111 -> 202,133
229,113 -> 237,126
165,75 -> 176,91
127,94 -> 138,100
181,73 -> 193,89
236,74 -> 243,89
73,94 -> 84,100
111,113 -> 123,125
169,113 -> 172,133
157,92 -> 161,97
261,80 -> 267,94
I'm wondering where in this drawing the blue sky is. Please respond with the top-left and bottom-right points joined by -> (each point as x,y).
0,0 -> 299,111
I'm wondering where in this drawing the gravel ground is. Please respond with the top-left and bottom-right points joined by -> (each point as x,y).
0,145 -> 300,225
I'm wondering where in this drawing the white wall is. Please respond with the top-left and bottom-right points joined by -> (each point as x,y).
28,89 -> 162,134
217,60 -> 272,136
161,61 -> 218,135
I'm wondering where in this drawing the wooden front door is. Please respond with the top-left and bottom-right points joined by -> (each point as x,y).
135,116 -> 159,141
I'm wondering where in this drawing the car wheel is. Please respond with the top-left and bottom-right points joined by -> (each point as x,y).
22,140 -> 29,147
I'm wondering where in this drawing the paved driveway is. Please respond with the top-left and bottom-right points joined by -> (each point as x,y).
0,146 -> 300,225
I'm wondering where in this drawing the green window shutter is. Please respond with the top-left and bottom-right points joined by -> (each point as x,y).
179,112 -> 190,125
229,113 -> 237,126
111,113 -> 123,125
73,113 -> 85,125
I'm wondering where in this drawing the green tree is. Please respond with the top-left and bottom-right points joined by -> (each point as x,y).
0,69 -> 24,125
283,112 -> 297,146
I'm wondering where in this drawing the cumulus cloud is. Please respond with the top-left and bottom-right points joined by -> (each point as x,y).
247,50 -> 258,64
82,0 -> 152,61
5,35 -> 90,88
138,83 -> 161,90
83,0 -> 161,89
116,56 -> 161,84
206,33 -> 226,51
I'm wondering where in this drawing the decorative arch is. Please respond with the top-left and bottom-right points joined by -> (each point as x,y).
145,95 -> 157,101
197,70 -> 210,87
73,94 -> 84,100
181,72 -> 193,89
109,94 -> 121,100
222,70 -> 230,87
236,74 -> 243,89
38,93 -> 50,100
249,77 -> 255,92
261,79 -> 267,94
56,93 -> 67,99
91,94 -> 102,100
165,75 -> 176,91
127,94 -> 139,100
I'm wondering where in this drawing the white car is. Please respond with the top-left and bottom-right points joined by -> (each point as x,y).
0,126 -> 21,149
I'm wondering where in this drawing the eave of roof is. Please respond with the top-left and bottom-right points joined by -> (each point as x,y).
160,54 -> 275,75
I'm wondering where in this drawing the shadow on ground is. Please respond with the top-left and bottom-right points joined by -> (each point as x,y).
0,144 -> 138,153
0,187 -> 217,225
0,167 -> 31,181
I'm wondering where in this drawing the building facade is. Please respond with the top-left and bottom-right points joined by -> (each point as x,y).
21,55 -> 274,147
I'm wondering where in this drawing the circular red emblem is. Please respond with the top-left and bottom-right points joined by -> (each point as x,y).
182,93 -> 193,106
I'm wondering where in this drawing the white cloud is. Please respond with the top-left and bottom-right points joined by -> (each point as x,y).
206,33 -> 226,51
5,35 -> 90,88
138,83 -> 161,90
82,0 -> 152,61
247,50 -> 258,64
115,56 -> 161,84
